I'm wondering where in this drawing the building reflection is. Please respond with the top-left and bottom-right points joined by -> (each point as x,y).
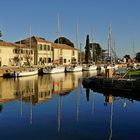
0,71 -> 97,105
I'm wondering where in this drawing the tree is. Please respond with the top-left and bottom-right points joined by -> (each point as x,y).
90,43 -> 102,63
0,30 -> 2,38
13,56 -> 20,66
85,34 -> 91,63
135,52 -> 140,62
123,54 -> 131,62
54,37 -> 74,47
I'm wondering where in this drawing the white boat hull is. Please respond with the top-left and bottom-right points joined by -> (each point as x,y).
11,69 -> 38,77
43,66 -> 65,74
82,65 -> 97,71
66,65 -> 82,72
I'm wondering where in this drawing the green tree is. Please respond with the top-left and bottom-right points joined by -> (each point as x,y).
13,56 -> 20,66
0,30 -> 2,37
90,43 -> 102,63
54,37 -> 74,47
85,34 -> 91,63
124,54 -> 131,62
135,52 -> 140,62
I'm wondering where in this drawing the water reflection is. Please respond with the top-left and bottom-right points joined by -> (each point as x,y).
0,71 -> 139,140
0,71 -> 97,133
0,71 -> 97,105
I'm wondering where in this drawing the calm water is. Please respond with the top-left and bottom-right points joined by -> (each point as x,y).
0,71 -> 140,140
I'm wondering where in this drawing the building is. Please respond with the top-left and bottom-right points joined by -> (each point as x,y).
16,36 -> 78,66
51,43 -> 78,65
0,35 -> 78,67
0,40 -> 33,67
16,36 -> 52,66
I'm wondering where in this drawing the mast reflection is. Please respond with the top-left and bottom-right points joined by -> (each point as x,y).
0,71 -> 97,127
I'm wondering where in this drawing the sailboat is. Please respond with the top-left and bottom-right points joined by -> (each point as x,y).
65,23 -> 82,72
66,63 -> 82,72
43,15 -> 65,74
10,69 -> 38,77
105,24 -> 118,71
82,63 -> 97,71
10,30 -> 38,77
43,65 -> 65,74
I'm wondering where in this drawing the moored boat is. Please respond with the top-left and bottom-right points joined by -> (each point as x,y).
66,64 -> 82,72
82,64 -> 97,71
10,68 -> 38,77
43,65 -> 65,74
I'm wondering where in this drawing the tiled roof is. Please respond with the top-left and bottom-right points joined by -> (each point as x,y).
0,41 -> 27,48
15,36 -> 51,45
5,35 -> 78,50
51,43 -> 77,50
33,36 -> 51,43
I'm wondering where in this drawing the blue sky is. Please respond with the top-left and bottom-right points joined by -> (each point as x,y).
0,0 -> 140,58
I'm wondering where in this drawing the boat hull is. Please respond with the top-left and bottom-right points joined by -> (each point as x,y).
82,65 -> 97,71
43,66 -> 65,74
66,66 -> 82,72
10,70 -> 38,77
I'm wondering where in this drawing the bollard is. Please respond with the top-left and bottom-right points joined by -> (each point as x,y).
105,68 -> 113,78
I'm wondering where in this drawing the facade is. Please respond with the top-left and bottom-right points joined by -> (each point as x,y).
51,43 -> 78,65
0,36 -> 78,67
16,36 -> 52,65
0,41 -> 33,67
0,41 -> 15,66
16,36 -> 78,66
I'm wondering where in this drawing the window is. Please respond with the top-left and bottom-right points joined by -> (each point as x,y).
64,59 -> 66,63
44,45 -> 47,50
60,49 -> 62,55
44,58 -> 47,63
30,50 -> 33,54
23,50 -> 26,54
21,49 -> 23,54
72,50 -> 75,56
38,44 -> 43,50
48,58 -> 51,63
13,49 -> 19,54
39,57 -> 42,62
47,45 -> 50,51
40,44 -> 43,50
38,44 -> 40,49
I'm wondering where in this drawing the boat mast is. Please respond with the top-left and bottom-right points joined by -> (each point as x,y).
76,21 -> 80,64
56,14 -> 61,64
108,24 -> 112,64
57,14 -> 60,44
91,29 -> 96,63
29,26 -> 32,66
19,39 -> 21,66
132,40 -> 135,60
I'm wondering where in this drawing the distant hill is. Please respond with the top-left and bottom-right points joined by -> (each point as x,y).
54,37 -> 74,48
